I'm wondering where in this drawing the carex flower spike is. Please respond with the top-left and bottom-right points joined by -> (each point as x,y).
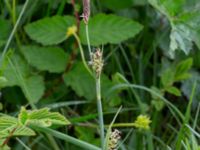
90,48 -> 104,78
108,129 -> 121,150
81,0 -> 90,24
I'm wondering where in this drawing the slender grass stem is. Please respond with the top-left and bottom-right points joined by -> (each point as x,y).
12,0 -> 21,48
32,126 -> 101,150
4,0 -> 12,16
107,83 -> 185,121
16,138 -> 31,150
73,33 -> 92,76
96,77 -> 104,148
0,0 -> 29,67
86,24 -> 92,58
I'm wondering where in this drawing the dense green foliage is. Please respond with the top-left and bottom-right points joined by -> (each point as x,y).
0,0 -> 200,149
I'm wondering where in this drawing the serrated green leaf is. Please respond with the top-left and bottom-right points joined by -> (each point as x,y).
161,68 -> 174,86
25,16 -> 75,45
2,54 -> 29,87
63,62 -> 96,100
175,58 -> 193,81
166,86 -> 181,96
148,0 -> 200,55
0,116 -> 18,131
18,107 -> 29,125
0,116 -> 35,138
1,54 -> 45,104
27,119 -> 53,127
21,45 -> 68,73
148,0 -> 185,17
13,126 -> 36,137
44,112 -> 69,125
22,75 -> 45,104
20,107 -> 70,127
28,107 -> 50,119
169,25 -> 193,56
63,63 -> 121,107
79,14 -> 143,46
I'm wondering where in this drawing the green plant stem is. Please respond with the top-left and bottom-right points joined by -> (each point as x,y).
116,73 -> 145,113
12,0 -> 21,48
0,0 -> 29,67
73,33 -> 92,76
85,21 -> 105,148
32,126 -> 101,150
4,0 -> 12,16
46,134 -> 60,150
86,24 -> 92,59
96,77 -> 104,149
176,82 -> 197,150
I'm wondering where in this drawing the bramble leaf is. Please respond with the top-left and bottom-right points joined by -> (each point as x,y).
25,16 -> 75,45
166,86 -> 181,96
79,14 -> 143,46
174,58 -> 193,81
21,45 -> 68,73
0,116 -> 35,138
1,54 -> 45,103
149,0 -> 200,56
18,107 -> 70,127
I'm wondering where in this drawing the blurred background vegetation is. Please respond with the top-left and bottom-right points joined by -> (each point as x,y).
0,0 -> 200,149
